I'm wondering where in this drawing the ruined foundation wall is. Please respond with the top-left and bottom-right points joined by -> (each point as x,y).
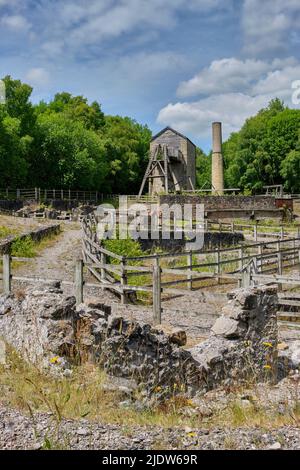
0,284 -> 278,395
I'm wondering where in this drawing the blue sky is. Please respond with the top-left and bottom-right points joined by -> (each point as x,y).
1,0 -> 300,151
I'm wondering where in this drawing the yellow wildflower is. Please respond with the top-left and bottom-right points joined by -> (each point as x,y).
263,342 -> 273,348
50,356 -> 60,365
263,365 -> 272,370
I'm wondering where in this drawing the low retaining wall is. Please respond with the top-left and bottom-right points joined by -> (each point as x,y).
159,195 -> 289,221
0,224 -> 61,254
0,199 -> 95,213
138,230 -> 244,252
0,199 -> 24,212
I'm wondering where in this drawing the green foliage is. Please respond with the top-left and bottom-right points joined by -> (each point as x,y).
223,99 -> 300,192
103,237 -> 144,263
280,147 -> 300,193
11,236 -> 36,258
196,148 -> 211,189
0,226 -> 15,238
0,75 -> 151,193
30,113 -> 110,190
102,116 -> 151,194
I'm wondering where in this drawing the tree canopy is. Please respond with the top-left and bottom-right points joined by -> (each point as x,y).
223,99 -> 300,193
0,76 -> 151,193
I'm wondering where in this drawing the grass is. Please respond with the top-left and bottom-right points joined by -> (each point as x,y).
1,345 -> 299,435
11,236 -> 37,258
11,231 -> 62,259
0,346 -> 200,428
0,230 -> 62,274
0,225 -> 18,239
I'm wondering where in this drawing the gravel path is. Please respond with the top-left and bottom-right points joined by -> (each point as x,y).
0,405 -> 299,450
10,223 -> 226,342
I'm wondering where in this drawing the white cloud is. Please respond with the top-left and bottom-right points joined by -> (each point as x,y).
116,51 -> 189,80
53,0 -> 231,47
158,55 -> 300,140
242,0 -> 300,55
25,68 -> 50,87
252,64 -> 300,96
40,41 -> 64,58
157,93 -> 271,139
177,57 -> 298,98
1,14 -> 31,32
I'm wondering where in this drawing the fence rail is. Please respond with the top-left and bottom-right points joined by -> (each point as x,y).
0,188 -> 122,202
80,214 -> 300,323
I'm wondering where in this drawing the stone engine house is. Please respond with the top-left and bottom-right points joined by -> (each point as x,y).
139,127 -> 196,196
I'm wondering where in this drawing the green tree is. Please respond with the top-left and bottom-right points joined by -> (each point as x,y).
30,113 -> 110,190
280,148 -> 300,193
223,99 -> 300,191
37,92 -> 105,131
195,148 -> 211,189
102,116 -> 151,194
2,75 -> 35,135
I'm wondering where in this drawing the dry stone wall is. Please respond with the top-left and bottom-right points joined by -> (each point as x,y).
0,283 -> 278,395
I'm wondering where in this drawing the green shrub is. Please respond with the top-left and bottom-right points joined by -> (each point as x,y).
103,237 -> 144,263
0,226 -> 15,238
11,236 -> 36,258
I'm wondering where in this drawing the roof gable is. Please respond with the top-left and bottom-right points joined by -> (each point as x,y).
151,126 -> 196,147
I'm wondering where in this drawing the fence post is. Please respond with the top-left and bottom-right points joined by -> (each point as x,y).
241,266 -> 251,288
238,246 -> 244,271
238,247 -> 244,288
35,187 -> 38,201
3,254 -> 11,295
281,226 -> 284,240
254,222 -> 258,241
277,240 -> 283,275
258,244 -> 263,273
120,257 -> 127,304
153,256 -> 161,325
75,259 -> 84,305
293,238 -> 296,265
215,246 -> 221,284
100,250 -> 106,281
187,250 -> 193,290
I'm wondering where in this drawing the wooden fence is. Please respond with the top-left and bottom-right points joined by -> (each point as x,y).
81,214 -> 300,324
204,220 -> 299,241
0,188 -> 120,202
2,236 -> 300,327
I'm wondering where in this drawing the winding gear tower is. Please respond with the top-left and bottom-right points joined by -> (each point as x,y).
139,127 -> 196,196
